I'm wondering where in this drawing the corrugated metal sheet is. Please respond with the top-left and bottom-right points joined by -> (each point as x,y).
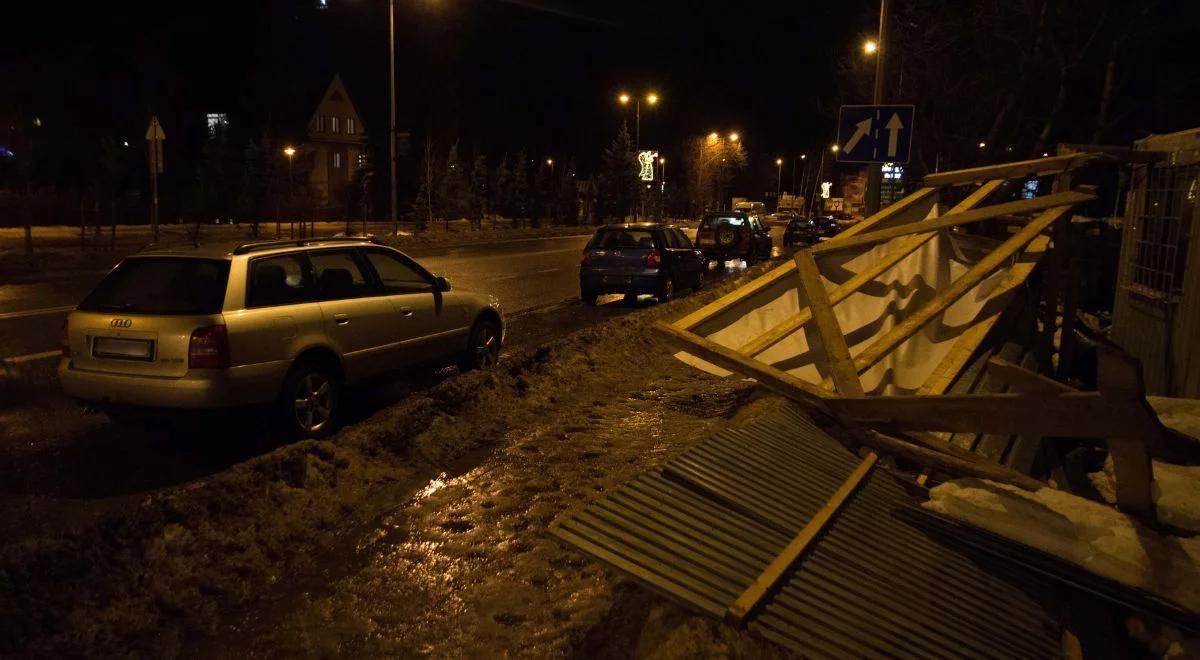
551,405 -> 1062,658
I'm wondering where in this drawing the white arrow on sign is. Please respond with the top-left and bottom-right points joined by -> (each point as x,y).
885,113 -> 904,157
843,118 -> 872,154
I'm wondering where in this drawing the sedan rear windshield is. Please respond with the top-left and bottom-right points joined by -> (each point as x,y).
589,230 -> 657,250
700,216 -> 746,229
79,257 -> 230,315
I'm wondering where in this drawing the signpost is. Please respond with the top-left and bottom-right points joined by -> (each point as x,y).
145,116 -> 165,243
836,105 -> 914,165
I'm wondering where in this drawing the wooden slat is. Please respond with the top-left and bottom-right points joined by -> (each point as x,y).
916,236 -> 1050,396
820,186 -> 939,245
793,250 -> 864,396
826,391 -> 1149,439
653,321 -> 830,407
673,262 -> 796,330
922,153 -> 1098,187
725,453 -> 878,626
986,357 -> 1071,393
812,191 -> 1093,256
850,207 -> 1072,376
740,180 -> 1006,359
1096,346 -> 1158,519
858,432 -> 1046,491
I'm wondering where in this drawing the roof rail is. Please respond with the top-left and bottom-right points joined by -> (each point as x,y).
231,236 -> 384,255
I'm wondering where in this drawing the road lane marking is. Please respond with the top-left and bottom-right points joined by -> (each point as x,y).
491,267 -> 563,282
0,305 -> 76,320
2,350 -> 61,364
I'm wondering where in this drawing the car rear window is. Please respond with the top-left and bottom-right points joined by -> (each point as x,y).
589,230 -> 657,250
79,257 -> 230,315
700,216 -> 746,230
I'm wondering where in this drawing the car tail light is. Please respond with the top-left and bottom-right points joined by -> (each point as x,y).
189,324 -> 230,369
645,249 -> 662,268
580,251 -> 592,267
60,323 -> 71,359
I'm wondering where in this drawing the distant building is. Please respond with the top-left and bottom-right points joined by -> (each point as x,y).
1110,128 -> 1200,397
299,74 -> 367,207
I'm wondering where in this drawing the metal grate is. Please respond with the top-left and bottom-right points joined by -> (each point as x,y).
1126,163 -> 1198,298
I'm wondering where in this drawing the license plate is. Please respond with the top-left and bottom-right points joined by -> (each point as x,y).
603,276 -> 632,285
93,337 -> 155,360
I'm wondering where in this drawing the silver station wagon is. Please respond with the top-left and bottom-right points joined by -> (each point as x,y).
59,237 -> 503,437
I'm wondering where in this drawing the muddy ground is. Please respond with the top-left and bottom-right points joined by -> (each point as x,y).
0,265 -> 790,658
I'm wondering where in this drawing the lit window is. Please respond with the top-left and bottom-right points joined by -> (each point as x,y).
206,113 -> 228,135
334,152 -> 342,169
331,116 -> 339,133
356,153 -> 368,170
347,118 -> 355,135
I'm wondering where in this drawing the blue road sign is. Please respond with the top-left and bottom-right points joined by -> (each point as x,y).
836,104 -> 915,164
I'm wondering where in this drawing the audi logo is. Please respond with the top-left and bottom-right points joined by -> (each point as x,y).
110,318 -> 133,328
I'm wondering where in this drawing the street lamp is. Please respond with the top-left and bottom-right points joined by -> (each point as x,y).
863,39 -> 878,55
863,0 -> 890,215
831,144 -> 839,153
775,158 -> 783,199
617,91 -> 660,150
283,146 -> 297,238
728,132 -> 739,143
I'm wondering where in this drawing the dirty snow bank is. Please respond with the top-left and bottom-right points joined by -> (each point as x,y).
0,263 -> 779,657
924,479 -> 1200,613
1089,456 -> 1200,534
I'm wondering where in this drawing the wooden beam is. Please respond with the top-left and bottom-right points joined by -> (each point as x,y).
986,357 -> 1072,393
793,250 -> 864,396
851,207 -> 1072,375
859,431 -> 1046,491
812,191 -> 1093,256
725,453 -> 877,626
653,321 -> 830,407
1096,346 -> 1158,519
826,391 -> 1150,439
922,153 -> 1099,187
672,262 -> 795,330
916,236 -> 1050,396
740,180 -> 1007,359
820,186 -> 939,245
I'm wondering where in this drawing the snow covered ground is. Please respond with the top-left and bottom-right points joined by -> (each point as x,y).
0,264 -> 789,658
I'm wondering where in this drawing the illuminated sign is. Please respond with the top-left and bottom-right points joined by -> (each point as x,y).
637,150 -> 658,182
881,162 -> 904,181
820,181 -> 832,199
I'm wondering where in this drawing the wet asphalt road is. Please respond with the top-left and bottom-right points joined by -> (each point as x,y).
0,227 -> 785,361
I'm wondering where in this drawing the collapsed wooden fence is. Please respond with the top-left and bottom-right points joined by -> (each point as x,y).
654,153 -> 1173,625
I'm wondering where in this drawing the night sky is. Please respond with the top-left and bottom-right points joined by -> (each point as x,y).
4,0 -> 1199,193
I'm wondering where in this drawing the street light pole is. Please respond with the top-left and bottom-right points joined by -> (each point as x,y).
388,0 -> 398,238
775,158 -> 783,202
864,0 -> 890,215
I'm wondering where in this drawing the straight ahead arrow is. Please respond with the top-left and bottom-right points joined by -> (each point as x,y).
885,113 -> 904,157
843,118 -> 872,154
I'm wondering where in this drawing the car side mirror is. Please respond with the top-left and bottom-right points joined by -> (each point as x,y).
434,276 -> 451,292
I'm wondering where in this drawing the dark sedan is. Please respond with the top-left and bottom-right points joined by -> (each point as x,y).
783,215 -> 842,247
580,223 -> 707,305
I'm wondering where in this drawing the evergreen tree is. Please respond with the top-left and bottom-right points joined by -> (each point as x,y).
437,141 -> 470,231
557,157 -> 579,225
469,154 -> 488,229
598,123 -> 638,221
531,163 -> 547,228
493,155 -> 511,225
237,140 -> 266,236
510,149 -> 529,228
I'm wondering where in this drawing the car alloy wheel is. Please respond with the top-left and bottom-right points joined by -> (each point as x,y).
461,319 -> 501,371
658,278 -> 674,304
293,372 -> 334,435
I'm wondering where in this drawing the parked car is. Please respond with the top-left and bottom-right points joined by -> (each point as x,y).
579,223 -> 706,306
766,211 -> 797,227
783,215 -> 841,246
59,237 -> 503,438
694,211 -> 773,263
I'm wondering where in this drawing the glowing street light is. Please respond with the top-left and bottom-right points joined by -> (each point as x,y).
978,141 -> 987,149
775,158 -> 783,198
616,91 -> 660,149
546,158 -> 554,166
831,144 -> 839,153
863,39 -> 878,55
708,132 -> 720,142
283,146 -> 297,158
728,132 -> 740,143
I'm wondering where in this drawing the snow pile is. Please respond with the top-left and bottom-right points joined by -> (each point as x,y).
1148,396 -> 1200,443
1089,457 -> 1200,534
924,479 -> 1200,613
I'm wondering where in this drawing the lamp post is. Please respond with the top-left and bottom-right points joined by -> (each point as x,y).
388,0 -> 398,238
284,146 -> 296,238
862,0 -> 890,215
617,91 -> 659,150
658,156 -> 666,219
775,157 -> 783,201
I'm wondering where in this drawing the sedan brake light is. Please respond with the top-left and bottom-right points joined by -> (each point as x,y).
189,324 -> 230,369
645,249 -> 662,268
